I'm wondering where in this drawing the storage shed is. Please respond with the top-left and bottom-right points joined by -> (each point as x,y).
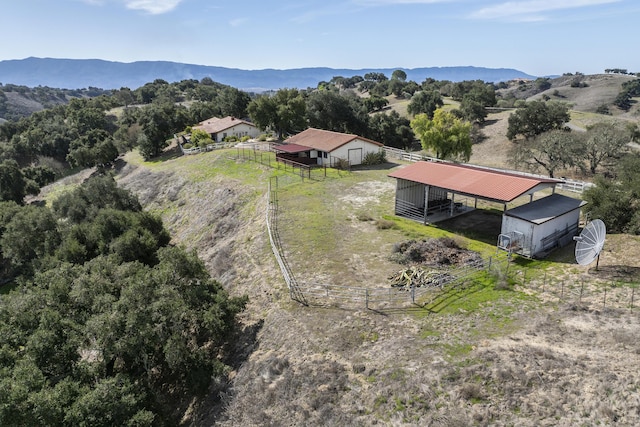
276,128 -> 384,167
499,193 -> 587,258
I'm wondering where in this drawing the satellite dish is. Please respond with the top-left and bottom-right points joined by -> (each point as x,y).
574,219 -> 606,268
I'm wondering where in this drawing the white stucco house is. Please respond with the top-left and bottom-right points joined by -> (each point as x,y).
193,116 -> 261,142
273,128 -> 384,167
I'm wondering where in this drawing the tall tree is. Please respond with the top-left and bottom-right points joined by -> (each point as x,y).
407,90 -> 443,118
305,90 -> 368,136
410,109 -> 472,161
582,122 -> 630,174
506,100 -> 570,140
510,129 -> 581,178
368,111 -> 414,150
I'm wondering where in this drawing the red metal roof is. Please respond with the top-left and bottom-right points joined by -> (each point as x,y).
272,143 -> 311,153
388,161 -> 561,202
284,128 -> 383,152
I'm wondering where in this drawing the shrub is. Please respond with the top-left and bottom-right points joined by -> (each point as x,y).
362,150 -> 387,166
596,104 -> 611,115
183,143 -> 193,149
240,135 -> 251,142
376,219 -> 396,230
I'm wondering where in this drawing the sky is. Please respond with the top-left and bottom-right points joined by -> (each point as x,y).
1,0 -> 639,77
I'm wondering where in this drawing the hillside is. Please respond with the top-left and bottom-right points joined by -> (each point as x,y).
112,147 -> 640,426
0,57 -> 536,91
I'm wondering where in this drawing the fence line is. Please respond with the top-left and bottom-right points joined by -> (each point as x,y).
265,175 -> 495,309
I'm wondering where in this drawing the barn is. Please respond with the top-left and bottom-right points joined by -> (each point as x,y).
275,128 -> 384,167
388,161 -> 585,258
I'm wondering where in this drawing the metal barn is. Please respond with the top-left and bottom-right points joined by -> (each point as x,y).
499,194 -> 587,258
388,161 -> 561,224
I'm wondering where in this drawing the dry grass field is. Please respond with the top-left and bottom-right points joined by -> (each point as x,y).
35,73 -> 631,426
111,121 -> 640,426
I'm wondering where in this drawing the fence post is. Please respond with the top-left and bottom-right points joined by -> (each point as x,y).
631,287 -> 635,312
579,280 -> 584,303
561,281 -> 564,300
411,285 -> 415,304
603,285 -> 607,309
365,289 -> 369,309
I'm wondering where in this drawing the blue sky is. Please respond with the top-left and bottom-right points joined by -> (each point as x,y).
1,0 -> 638,77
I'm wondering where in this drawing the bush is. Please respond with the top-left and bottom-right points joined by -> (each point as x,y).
362,150 -> 387,166
183,143 -> 193,149
241,135 -> 251,142
376,219 -> 396,230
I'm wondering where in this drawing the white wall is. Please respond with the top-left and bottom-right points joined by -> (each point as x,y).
502,210 -> 581,257
328,139 -> 382,166
214,123 -> 261,142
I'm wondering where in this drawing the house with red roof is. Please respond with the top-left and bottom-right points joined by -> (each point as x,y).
193,116 -> 261,142
273,128 -> 384,167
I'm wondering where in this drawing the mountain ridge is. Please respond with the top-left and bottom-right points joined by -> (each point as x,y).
0,57 -> 538,92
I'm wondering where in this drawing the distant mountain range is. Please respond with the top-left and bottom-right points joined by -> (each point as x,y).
0,57 -> 538,92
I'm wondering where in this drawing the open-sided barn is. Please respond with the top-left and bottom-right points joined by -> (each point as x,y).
388,161 -> 585,258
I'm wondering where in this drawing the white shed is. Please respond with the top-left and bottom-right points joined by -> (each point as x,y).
278,128 -> 384,167
499,194 -> 587,258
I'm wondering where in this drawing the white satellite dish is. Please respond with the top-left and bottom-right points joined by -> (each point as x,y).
574,219 -> 606,268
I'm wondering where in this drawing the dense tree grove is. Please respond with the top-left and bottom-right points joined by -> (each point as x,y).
0,174 -> 247,425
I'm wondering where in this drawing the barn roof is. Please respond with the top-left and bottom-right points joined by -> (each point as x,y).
272,143 -> 311,153
504,194 -> 587,225
283,128 -> 383,153
388,161 -> 562,203
193,116 -> 256,134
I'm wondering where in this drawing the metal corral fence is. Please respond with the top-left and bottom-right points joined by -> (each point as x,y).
382,147 -> 594,194
266,175 -> 498,309
236,146 -> 345,181
489,262 -> 640,312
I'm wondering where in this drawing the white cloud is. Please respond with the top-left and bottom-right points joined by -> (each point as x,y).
122,0 -> 184,14
470,0 -> 621,21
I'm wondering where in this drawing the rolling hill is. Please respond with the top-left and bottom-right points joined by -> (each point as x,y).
0,57 -> 537,91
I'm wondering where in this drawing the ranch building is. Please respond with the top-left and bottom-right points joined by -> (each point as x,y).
274,128 -> 384,167
193,116 -> 261,142
388,161 -> 586,258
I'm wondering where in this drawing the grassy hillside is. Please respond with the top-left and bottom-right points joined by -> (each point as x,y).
111,147 -> 640,426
